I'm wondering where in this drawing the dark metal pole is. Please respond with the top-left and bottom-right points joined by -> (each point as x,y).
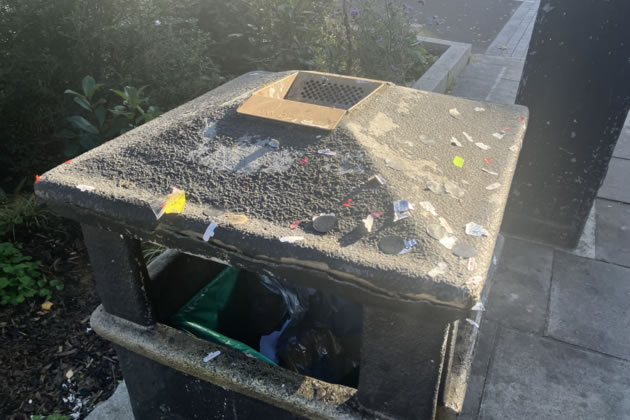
502,0 -> 630,248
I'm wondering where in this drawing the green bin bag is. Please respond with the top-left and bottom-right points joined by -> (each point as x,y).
169,267 -> 275,365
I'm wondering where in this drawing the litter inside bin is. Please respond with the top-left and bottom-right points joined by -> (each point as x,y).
169,266 -> 362,387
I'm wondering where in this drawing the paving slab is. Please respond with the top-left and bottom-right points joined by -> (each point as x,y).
451,55 -> 524,103
595,199 -> 630,268
599,157 -> 630,204
613,116 -> 630,159
479,328 -> 630,420
409,0 -> 520,53
85,381 -> 133,420
484,237 -> 553,334
486,0 -> 539,58
547,252 -> 630,361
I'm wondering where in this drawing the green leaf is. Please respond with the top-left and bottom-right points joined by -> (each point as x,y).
110,89 -> 128,102
64,89 -> 82,97
0,277 -> 8,288
82,76 -> 96,99
73,96 -> 91,112
79,133 -> 101,150
68,116 -> 98,134
94,106 -> 106,128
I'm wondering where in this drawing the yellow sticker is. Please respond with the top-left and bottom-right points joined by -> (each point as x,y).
41,301 -> 53,311
163,189 -> 186,214
453,156 -> 465,168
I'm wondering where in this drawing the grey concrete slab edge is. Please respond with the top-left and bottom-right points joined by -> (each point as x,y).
412,36 -> 472,93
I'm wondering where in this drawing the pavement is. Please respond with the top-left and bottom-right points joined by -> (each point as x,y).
451,1 -> 630,418
410,0 -> 521,53
88,1 -> 630,418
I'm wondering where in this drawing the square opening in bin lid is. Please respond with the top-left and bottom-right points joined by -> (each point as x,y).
237,71 -> 386,130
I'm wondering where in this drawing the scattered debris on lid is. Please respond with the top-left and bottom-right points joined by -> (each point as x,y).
398,239 -> 418,255
475,142 -> 491,150
463,132 -> 474,142
203,351 -> 221,363
313,213 -> 337,233
419,201 -> 438,216
362,214 -> 374,232
427,224 -> 447,240
439,236 -> 458,250
453,156 -> 465,168
151,187 -> 186,220
203,221 -> 218,241
280,236 -> 305,243
318,149 -> 336,156
474,107 -> 486,112
465,222 -> 489,237
378,236 -> 406,255
509,144 -> 520,152
453,243 -> 477,258
444,181 -> 466,199
449,108 -> 463,120
450,137 -> 463,147
492,131 -> 506,140
467,257 -> 477,271
481,168 -> 498,176
393,200 -> 414,222
76,185 -> 95,192
428,262 -> 447,278
426,178 -> 443,194
439,217 -> 453,234
485,182 -> 502,191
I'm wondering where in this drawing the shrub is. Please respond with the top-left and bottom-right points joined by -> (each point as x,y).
59,76 -> 162,157
0,194 -> 48,240
0,241 -> 62,305
0,0 -> 432,186
318,0 -> 433,84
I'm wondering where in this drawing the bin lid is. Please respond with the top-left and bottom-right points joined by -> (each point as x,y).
36,71 -> 528,310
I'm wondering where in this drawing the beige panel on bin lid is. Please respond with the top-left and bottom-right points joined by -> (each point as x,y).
237,71 -> 387,130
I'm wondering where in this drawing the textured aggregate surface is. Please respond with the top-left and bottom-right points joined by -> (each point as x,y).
36,71 -> 527,308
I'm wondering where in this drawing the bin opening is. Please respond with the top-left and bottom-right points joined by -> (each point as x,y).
169,265 -> 363,388
237,71 -> 386,130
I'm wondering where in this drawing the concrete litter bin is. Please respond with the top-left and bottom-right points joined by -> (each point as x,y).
35,71 -> 527,420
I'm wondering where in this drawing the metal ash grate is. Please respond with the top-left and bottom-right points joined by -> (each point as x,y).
285,72 -> 382,110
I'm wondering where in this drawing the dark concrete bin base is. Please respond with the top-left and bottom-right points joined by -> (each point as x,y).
89,235 -> 504,420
